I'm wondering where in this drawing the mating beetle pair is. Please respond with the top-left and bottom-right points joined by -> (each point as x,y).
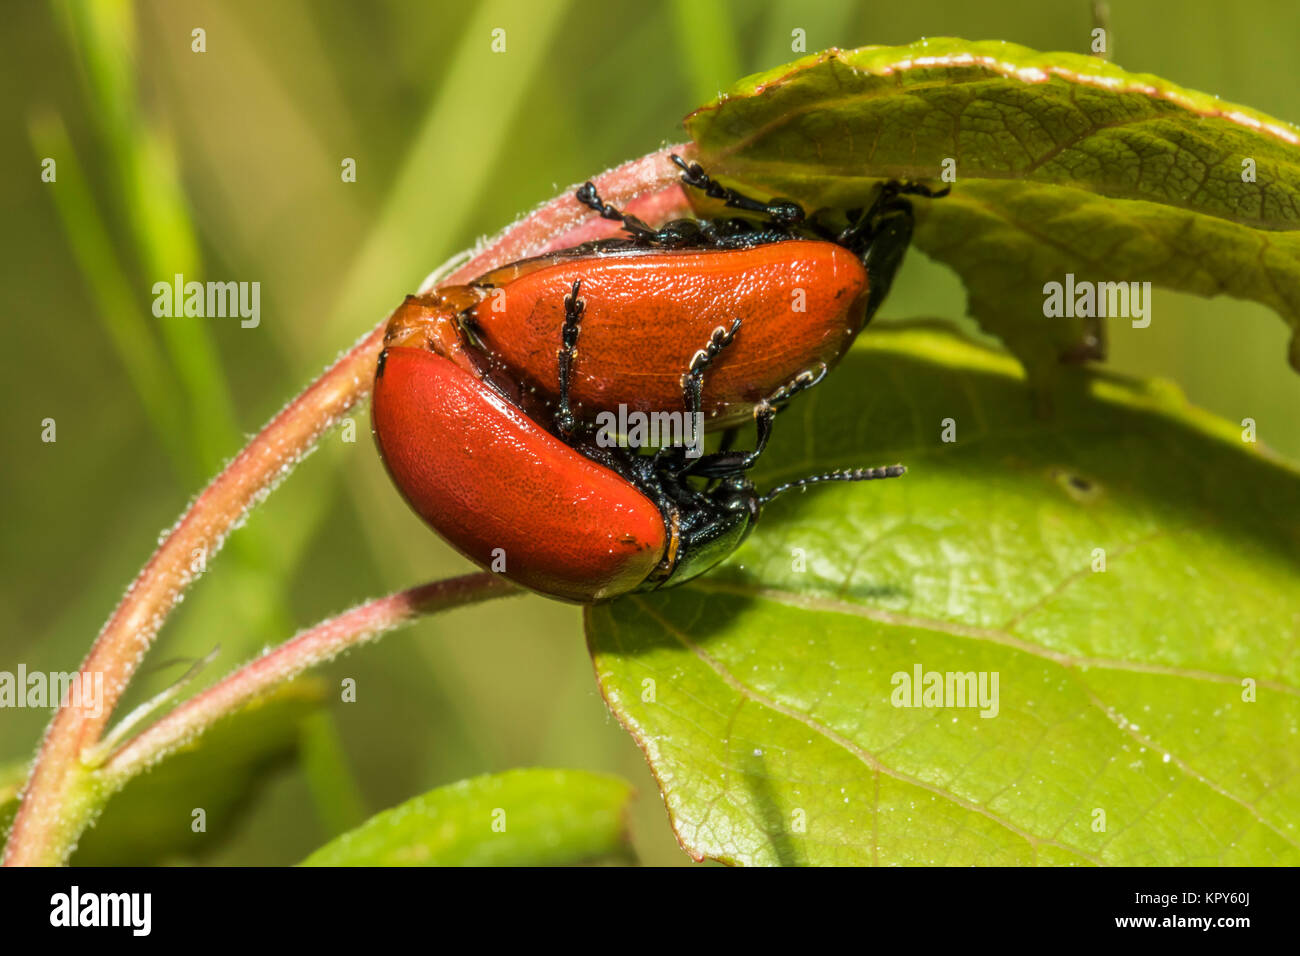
372,157 -> 945,602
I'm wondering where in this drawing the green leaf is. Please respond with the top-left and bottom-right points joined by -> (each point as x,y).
301,768 -> 635,866
685,39 -> 1300,377
17,681 -> 322,865
588,321 -> 1300,865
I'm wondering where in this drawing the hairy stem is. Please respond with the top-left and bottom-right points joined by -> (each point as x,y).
3,322 -> 385,867
101,574 -> 516,787
3,146 -> 690,867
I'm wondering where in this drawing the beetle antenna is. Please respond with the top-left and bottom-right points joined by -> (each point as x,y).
760,465 -> 906,505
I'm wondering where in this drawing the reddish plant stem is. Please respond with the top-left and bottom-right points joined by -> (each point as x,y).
3,322 -> 386,867
102,574 -> 516,787
3,145 -> 692,866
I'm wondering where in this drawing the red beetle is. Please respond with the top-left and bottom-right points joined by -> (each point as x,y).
372,281 -> 905,603
372,343 -> 665,601
384,156 -> 945,430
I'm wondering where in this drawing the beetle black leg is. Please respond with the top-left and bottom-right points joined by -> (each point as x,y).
550,278 -> 652,476
686,364 -> 827,479
574,181 -> 661,243
671,154 -> 807,227
650,319 -> 742,474
763,362 -> 829,411
681,318 -> 742,418
555,279 -> 584,439
741,364 -> 830,471
839,181 -> 949,249
837,180 -> 949,320
841,181 -> 949,245
699,425 -> 745,490
858,206 -> 914,320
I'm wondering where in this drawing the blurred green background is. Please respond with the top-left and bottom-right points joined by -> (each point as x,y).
2,0 -> 1298,865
